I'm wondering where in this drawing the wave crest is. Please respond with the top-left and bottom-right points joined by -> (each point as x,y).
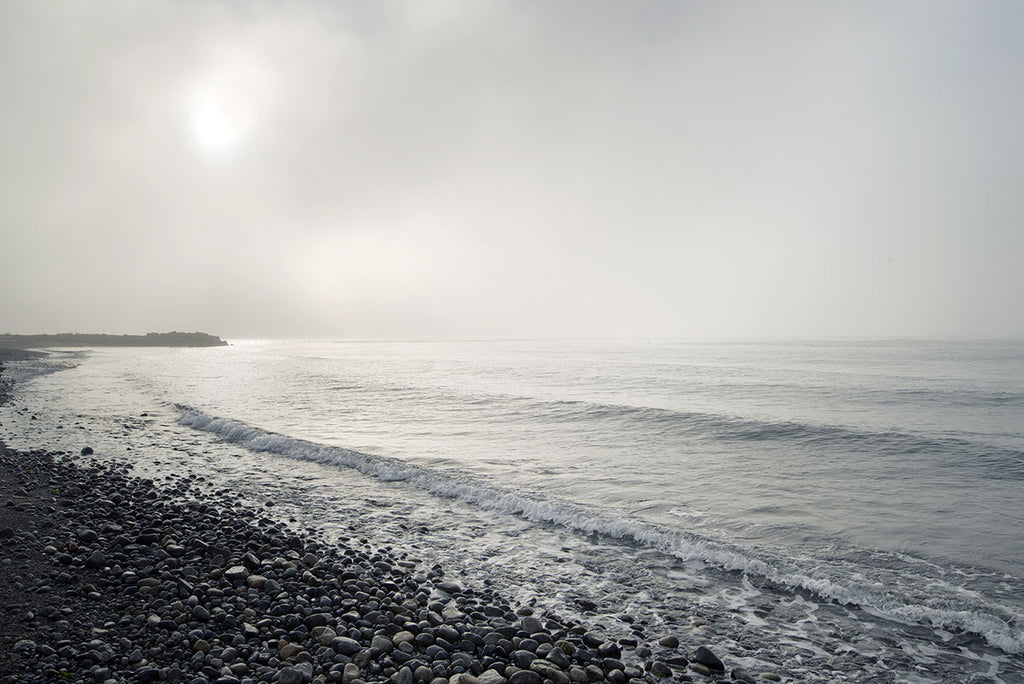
178,406 -> 1023,654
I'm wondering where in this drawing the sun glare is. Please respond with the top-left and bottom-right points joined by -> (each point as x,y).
192,102 -> 239,154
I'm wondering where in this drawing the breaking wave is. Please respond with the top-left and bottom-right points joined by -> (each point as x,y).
178,406 -> 1023,654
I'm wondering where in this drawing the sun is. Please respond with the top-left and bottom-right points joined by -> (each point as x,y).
191,102 -> 239,154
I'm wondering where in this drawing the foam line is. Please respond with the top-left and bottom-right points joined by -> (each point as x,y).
178,406 -> 1023,654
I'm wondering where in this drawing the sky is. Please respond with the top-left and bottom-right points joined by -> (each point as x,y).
2,0 -> 1023,340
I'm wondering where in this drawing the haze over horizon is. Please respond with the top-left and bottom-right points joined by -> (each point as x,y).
3,1 -> 1023,340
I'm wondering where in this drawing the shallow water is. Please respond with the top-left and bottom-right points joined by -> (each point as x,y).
2,339 -> 1022,682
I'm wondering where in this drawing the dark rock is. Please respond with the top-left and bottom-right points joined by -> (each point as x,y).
84,550 -> 107,569
279,667 -> 306,684
657,635 -> 679,649
507,671 -> 543,684
731,667 -> 757,683
692,646 -> 724,672
80,446 -> 94,455
332,637 -> 362,655
649,661 -> 673,679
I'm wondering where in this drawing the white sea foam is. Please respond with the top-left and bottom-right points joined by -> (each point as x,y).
178,406 -> 1023,655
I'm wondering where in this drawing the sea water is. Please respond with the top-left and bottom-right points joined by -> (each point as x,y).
1,339 -> 1022,682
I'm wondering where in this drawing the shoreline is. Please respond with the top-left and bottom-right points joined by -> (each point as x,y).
0,362 -> 754,684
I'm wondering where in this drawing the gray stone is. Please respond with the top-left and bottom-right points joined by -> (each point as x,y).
332,637 -> 362,656
529,660 -> 570,684
649,661 -> 672,679
477,670 -> 506,684
371,634 -> 394,653
84,550 -> 106,569
279,642 -> 304,659
568,668 -> 588,684
691,646 -> 724,672
512,650 -> 537,669
657,635 -> 679,649
392,630 -> 416,646
546,647 -> 570,669
688,663 -> 711,677
395,667 -> 414,684
12,639 -> 36,653
521,616 -> 544,634
343,662 -> 362,684
224,565 -> 248,581
279,667 -> 306,684
305,613 -> 331,628
731,668 -> 757,684
441,606 -> 465,623
506,671 -> 543,684
246,574 -> 268,589
313,626 -> 338,646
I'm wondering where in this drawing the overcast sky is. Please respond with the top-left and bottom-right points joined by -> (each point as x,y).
2,1 -> 1023,339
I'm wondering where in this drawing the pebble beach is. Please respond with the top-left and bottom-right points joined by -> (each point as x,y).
0,359 -> 757,684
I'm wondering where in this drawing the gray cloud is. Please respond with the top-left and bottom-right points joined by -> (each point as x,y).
3,0 -> 1023,339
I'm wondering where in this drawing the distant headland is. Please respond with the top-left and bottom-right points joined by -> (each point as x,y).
0,332 -> 229,348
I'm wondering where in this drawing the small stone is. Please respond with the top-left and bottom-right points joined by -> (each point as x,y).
84,551 -> 107,569
657,635 -> 679,649
343,662 -> 362,684
477,670 -> 506,684
597,642 -> 621,659
546,648 -> 570,668
521,616 -> 544,634
392,630 -> 416,646
692,646 -> 724,672
731,667 -> 757,684
279,667 -> 305,684
246,574 -> 268,589
441,606 -> 465,622
506,672 -> 543,684
304,613 -> 330,628
330,636 -> 360,656
395,667 -> 414,684
529,660 -> 570,684
279,642 -> 304,659
649,661 -> 673,679
12,639 -> 36,653
371,634 -> 394,653
81,446 -> 94,455
312,626 -> 337,646
224,565 -> 248,582
687,663 -> 711,677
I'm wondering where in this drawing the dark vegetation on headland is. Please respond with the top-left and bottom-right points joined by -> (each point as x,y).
0,332 -> 229,349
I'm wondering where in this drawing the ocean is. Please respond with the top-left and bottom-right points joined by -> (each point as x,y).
2,339 -> 1022,682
